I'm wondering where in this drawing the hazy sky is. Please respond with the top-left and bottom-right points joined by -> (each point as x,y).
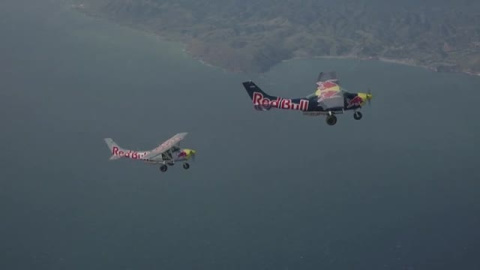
1,0 -> 479,269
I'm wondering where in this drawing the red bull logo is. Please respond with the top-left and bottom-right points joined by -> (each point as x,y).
317,90 -> 339,102
177,149 -> 195,160
347,96 -> 363,108
317,81 -> 337,90
252,92 -> 309,111
177,151 -> 187,158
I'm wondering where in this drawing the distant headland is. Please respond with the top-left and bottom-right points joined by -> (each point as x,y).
72,0 -> 480,76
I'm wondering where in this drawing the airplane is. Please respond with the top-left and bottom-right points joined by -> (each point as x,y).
104,132 -> 196,173
242,71 -> 373,125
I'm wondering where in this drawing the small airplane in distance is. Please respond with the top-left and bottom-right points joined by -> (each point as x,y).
104,132 -> 196,173
242,71 -> 373,125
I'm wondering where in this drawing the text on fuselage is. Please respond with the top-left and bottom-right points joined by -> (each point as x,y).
252,92 -> 309,111
112,146 -> 146,160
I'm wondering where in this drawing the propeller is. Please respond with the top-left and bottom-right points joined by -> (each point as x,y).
190,150 -> 196,162
366,88 -> 373,106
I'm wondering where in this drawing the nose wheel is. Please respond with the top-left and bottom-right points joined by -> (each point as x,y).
159,164 -> 168,172
183,163 -> 190,170
326,115 -> 337,126
353,111 -> 363,120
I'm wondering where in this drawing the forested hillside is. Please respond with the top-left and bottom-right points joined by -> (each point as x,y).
73,0 -> 480,74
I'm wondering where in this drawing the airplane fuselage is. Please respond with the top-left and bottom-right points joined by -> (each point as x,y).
251,91 -> 363,113
242,76 -> 372,126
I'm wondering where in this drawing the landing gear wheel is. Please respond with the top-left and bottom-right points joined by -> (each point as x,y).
167,161 -> 175,166
326,115 -> 337,126
159,165 -> 168,172
354,111 -> 363,120
183,163 -> 190,170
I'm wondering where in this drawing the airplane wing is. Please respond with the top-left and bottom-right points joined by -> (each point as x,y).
142,132 -> 188,160
317,71 -> 339,85
314,71 -> 344,110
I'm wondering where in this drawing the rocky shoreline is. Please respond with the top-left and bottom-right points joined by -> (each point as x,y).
288,55 -> 480,77
70,1 -> 480,77
186,44 -> 480,76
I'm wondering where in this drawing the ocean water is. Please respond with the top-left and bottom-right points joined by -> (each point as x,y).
1,0 -> 479,269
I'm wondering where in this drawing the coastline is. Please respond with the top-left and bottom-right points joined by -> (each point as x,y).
284,55 -> 480,77
70,4 -> 480,77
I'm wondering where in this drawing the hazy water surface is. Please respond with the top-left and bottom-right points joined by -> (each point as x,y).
1,1 -> 479,269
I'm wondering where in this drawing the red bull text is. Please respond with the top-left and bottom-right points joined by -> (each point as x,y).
253,92 -> 309,111
112,146 -> 147,160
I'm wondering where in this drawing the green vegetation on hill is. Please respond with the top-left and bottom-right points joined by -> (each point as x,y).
73,0 -> 480,74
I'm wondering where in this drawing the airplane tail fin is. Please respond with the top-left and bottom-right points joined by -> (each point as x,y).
104,138 -> 122,160
242,81 -> 277,101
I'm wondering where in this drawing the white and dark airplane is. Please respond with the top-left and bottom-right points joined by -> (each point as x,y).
104,132 -> 196,173
242,71 -> 373,125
